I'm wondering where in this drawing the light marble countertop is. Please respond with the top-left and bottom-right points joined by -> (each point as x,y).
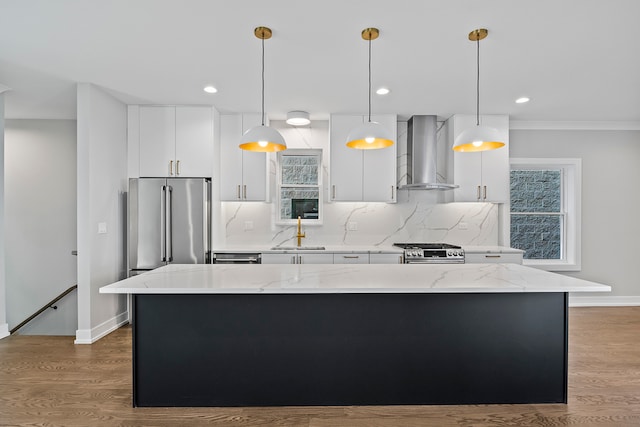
212,245 -> 404,254
100,263 -> 610,295
461,246 -> 525,254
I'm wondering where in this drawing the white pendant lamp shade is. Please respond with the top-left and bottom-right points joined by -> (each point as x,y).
239,125 -> 287,152
347,27 -> 393,150
453,125 -> 505,152
240,26 -> 287,152
346,121 -> 394,149
454,28 -> 504,153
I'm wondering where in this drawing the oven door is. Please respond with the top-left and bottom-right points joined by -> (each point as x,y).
405,258 -> 465,264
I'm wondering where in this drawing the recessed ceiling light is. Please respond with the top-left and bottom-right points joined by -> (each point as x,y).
286,111 -> 311,126
376,87 -> 390,95
203,85 -> 218,94
515,97 -> 530,104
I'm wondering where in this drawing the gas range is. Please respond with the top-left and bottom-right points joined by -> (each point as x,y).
393,243 -> 465,264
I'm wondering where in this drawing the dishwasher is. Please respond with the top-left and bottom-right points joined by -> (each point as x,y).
212,253 -> 261,264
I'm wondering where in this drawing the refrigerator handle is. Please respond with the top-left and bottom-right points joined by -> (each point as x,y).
160,185 -> 166,262
166,185 -> 173,262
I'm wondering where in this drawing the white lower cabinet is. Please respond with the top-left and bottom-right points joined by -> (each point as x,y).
333,253 -> 369,264
261,253 -> 333,264
369,253 -> 404,264
465,253 -> 523,264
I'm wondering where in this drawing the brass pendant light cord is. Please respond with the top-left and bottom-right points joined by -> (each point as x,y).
368,37 -> 372,123
261,37 -> 265,126
476,37 -> 480,127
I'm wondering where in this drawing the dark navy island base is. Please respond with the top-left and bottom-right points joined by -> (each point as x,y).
132,292 -> 568,407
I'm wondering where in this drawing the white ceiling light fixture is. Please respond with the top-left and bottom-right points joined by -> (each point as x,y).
453,28 -> 505,153
376,87 -> 390,95
203,85 -> 217,94
286,110 -> 311,126
515,97 -> 530,104
239,26 -> 287,152
346,28 -> 394,150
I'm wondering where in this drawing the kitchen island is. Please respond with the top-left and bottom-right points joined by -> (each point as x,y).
100,263 -> 610,407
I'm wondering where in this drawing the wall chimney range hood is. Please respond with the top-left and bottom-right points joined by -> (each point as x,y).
401,115 -> 458,190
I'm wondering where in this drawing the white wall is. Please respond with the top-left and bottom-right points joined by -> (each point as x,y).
0,91 -> 8,339
4,119 -> 77,335
220,120 -> 500,248
510,128 -> 640,302
75,83 -> 128,344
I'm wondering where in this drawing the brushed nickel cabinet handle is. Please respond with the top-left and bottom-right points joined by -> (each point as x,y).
237,185 -> 241,199
176,160 -> 180,176
485,255 -> 501,258
343,255 -> 360,259
483,185 -> 487,200
243,185 -> 247,200
477,185 -> 481,201
169,160 -> 174,176
332,185 -> 336,199
391,185 -> 394,200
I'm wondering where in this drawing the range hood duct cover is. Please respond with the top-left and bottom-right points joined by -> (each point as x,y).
401,115 -> 458,190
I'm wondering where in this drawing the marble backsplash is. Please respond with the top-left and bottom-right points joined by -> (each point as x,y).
217,120 -> 499,248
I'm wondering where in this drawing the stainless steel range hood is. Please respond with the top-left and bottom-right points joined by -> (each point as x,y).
400,115 -> 458,190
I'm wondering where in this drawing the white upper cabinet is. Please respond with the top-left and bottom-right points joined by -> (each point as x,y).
138,106 -> 213,178
449,114 -> 509,203
219,113 -> 267,201
330,114 -> 397,203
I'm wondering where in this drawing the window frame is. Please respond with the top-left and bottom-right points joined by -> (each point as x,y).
276,148 -> 323,226
509,158 -> 582,271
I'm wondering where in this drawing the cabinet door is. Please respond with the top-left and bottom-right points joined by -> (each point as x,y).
298,253 -> 334,264
219,114 -> 244,200
364,115 -> 397,202
261,253 -> 298,264
465,253 -> 523,264
369,253 -> 404,264
452,114 -> 509,202
139,106 -> 175,177
330,115 -> 364,201
241,114 -> 267,201
333,253 -> 369,264
175,107 -> 213,177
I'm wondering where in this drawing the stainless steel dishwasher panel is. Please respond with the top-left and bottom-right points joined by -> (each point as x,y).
212,253 -> 262,264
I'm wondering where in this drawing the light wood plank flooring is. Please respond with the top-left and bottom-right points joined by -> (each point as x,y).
1,307 -> 639,426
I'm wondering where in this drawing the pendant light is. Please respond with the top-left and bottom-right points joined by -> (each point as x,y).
239,26 -> 287,152
453,28 -> 505,153
346,28 -> 394,150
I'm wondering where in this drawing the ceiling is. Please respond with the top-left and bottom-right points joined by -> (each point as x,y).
1,0 -> 639,122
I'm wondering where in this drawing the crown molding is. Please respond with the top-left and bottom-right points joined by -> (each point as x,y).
510,120 -> 640,131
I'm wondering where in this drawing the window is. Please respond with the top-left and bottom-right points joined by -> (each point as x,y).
509,158 -> 581,271
276,149 -> 322,224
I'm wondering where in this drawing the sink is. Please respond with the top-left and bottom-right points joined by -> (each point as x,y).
270,246 -> 326,251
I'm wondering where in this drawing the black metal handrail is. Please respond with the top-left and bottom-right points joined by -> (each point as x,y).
10,284 -> 78,335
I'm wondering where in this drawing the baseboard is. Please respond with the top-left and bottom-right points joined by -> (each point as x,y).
0,323 -> 9,340
74,310 -> 129,344
569,295 -> 640,307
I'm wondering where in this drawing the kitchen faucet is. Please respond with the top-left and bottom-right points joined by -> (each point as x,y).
296,216 -> 306,247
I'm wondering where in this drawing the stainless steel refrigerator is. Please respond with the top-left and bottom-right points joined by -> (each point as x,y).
128,178 -> 211,276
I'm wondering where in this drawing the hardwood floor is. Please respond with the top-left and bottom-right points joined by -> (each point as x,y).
0,307 -> 639,426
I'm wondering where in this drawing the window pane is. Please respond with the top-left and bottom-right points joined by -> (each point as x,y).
510,214 -> 562,259
510,170 -> 561,213
281,155 -> 319,185
280,187 -> 319,220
